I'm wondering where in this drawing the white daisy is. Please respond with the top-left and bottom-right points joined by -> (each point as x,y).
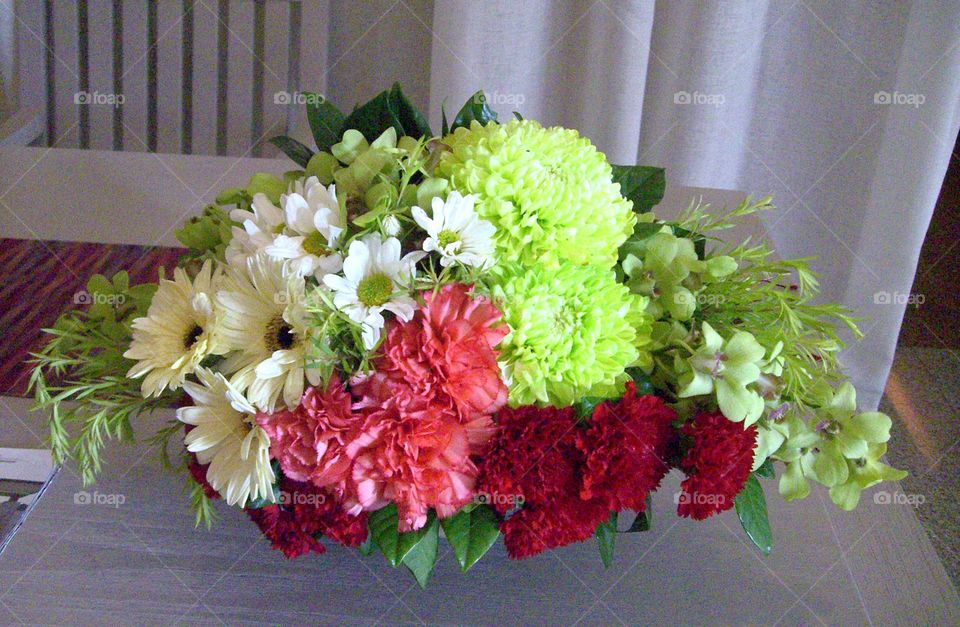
412,191 -> 495,269
177,368 -> 275,507
322,234 -> 422,349
265,177 -> 344,279
224,192 -> 285,268
217,253 -> 319,412
123,260 -> 226,397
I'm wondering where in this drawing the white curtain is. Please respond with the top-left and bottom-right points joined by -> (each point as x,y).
319,0 -> 960,410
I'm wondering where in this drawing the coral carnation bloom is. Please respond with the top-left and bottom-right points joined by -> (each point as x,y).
677,411 -> 758,520
379,283 -> 508,418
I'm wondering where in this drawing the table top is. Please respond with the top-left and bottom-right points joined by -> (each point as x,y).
0,145 -> 957,626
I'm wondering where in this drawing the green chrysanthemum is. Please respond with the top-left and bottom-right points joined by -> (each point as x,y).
435,120 -> 635,269
487,261 -> 652,407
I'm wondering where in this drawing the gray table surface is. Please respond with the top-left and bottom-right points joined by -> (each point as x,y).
0,146 -> 957,626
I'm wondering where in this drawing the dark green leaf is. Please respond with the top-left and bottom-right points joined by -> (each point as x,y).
735,475 -> 772,555
626,497 -> 652,532
574,396 -> 606,419
512,111 -> 523,121
441,103 -> 450,136
268,135 -> 314,168
402,515 -> 440,589
341,84 -> 432,142
755,458 -> 775,479
595,511 -> 618,569
440,505 -> 501,572
451,90 -> 499,131
368,503 -> 431,566
304,95 -> 345,152
625,368 -> 655,396
358,535 -> 375,556
611,165 -> 666,213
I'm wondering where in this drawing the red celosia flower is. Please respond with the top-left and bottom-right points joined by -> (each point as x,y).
577,382 -> 677,512
256,375 -> 356,488
246,505 -> 325,559
279,477 -> 368,548
677,411 -> 758,520
345,377 -> 488,531
377,283 -> 508,419
477,404 -> 610,559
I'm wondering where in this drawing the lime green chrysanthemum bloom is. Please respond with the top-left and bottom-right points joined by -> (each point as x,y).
435,120 -> 635,269
487,261 -> 651,407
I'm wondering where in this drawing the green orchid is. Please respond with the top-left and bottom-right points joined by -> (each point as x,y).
774,414 -> 821,501
828,443 -> 907,510
677,321 -> 766,424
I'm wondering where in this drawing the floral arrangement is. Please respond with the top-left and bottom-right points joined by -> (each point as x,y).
30,85 -> 905,586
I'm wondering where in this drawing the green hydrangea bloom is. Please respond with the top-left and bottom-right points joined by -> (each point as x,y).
487,261 -> 651,407
435,120 -> 635,269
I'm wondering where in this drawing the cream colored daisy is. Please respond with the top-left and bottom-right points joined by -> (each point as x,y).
177,368 -> 275,507
217,252 -> 318,412
123,260 -> 226,397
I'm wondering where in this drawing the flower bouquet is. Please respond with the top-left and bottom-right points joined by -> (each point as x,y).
30,84 -> 905,586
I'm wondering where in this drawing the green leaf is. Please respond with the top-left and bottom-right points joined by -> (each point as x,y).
595,511 -> 618,569
512,111 -> 523,121
357,534 -> 375,557
305,95 -> 345,152
267,135 -> 314,168
368,503 -> 431,566
625,368 -> 655,396
441,103 -> 450,136
626,497 -> 652,532
440,505 -> 501,573
451,91 -> 499,131
735,475 -> 773,555
755,458 -> 775,479
574,396 -> 606,419
341,83 -> 431,143
611,165 -> 666,214
402,515 -> 440,589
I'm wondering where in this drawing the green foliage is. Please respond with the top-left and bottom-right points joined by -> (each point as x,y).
268,135 -> 314,168
402,516 -> 440,589
28,272 -> 177,485
175,204 -> 234,263
305,94 -> 346,152
611,165 -> 665,214
186,471 -> 218,530
440,504 -> 501,572
341,83 -> 432,143
450,90 -> 499,132
595,511 -> 618,568
367,503 -> 433,567
735,475 -> 772,555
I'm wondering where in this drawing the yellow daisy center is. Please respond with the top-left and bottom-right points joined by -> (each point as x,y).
437,229 -> 460,249
303,231 -> 332,256
357,272 -> 393,307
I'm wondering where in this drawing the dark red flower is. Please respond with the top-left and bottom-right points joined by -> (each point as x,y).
246,505 -> 325,559
577,383 -> 677,512
677,411 -> 758,520
279,477 -> 368,548
477,404 -> 609,559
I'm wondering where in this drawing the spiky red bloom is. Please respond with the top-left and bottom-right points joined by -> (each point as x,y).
246,505 -> 324,559
476,404 -> 609,559
677,411 -> 758,520
577,383 -> 677,512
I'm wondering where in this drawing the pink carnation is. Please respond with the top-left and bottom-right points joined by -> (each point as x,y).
256,375 -> 355,488
377,283 -> 508,419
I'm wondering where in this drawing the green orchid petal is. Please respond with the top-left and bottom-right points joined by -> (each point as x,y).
829,382 -> 857,417
812,443 -> 849,486
753,424 -> 786,470
847,412 -> 893,443
678,370 -> 714,398
836,429 -> 869,459
701,322 -> 723,352
724,362 -> 761,386
725,331 -> 765,365
664,285 -> 696,321
621,253 -> 643,277
716,379 -> 764,423
779,461 -> 810,501
829,480 -> 863,510
705,255 -> 738,277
